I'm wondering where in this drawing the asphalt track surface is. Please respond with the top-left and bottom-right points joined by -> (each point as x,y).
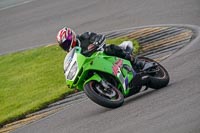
0,0 -> 200,54
0,0 -> 200,132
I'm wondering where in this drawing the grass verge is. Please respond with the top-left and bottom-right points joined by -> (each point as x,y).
0,39 -> 140,126
0,45 -> 74,126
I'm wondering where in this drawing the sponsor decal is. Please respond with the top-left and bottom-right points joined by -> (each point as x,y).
112,59 -> 123,76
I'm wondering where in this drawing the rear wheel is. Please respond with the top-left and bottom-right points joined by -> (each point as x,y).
84,80 -> 124,108
138,57 -> 170,89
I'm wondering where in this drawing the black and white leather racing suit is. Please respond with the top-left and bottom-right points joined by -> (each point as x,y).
76,32 -> 134,63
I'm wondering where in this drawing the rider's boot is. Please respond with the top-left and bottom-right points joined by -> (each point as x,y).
130,57 -> 150,87
141,75 -> 150,86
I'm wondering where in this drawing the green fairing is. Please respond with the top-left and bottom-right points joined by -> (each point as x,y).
64,47 -> 134,96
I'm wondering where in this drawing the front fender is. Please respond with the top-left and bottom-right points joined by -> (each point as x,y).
84,74 -> 102,86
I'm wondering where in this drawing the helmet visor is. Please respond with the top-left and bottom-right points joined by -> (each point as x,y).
60,32 -> 73,52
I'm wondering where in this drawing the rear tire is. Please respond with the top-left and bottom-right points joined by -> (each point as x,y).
84,81 -> 124,108
138,57 -> 170,89
149,65 -> 169,89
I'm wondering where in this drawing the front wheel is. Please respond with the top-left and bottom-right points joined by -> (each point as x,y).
84,80 -> 124,108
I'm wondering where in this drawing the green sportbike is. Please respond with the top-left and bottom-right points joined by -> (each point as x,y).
63,44 -> 169,108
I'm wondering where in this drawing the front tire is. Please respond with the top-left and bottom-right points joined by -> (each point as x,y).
84,81 -> 124,108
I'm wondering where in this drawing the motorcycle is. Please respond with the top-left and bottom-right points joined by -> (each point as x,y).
63,43 -> 169,108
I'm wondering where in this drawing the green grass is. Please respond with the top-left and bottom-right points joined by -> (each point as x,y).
0,45 -> 74,126
0,38 -> 141,126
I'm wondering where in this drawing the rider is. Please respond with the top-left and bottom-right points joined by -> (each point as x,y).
56,27 -> 143,69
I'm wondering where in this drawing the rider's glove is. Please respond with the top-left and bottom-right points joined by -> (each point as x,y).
93,34 -> 105,46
